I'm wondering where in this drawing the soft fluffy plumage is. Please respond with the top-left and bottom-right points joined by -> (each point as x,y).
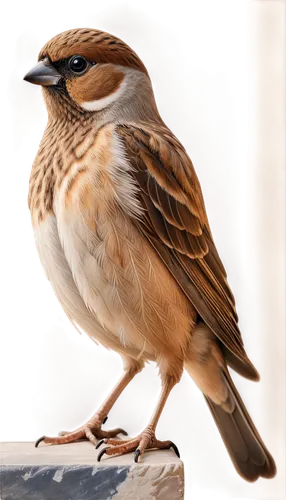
26,28 -> 276,481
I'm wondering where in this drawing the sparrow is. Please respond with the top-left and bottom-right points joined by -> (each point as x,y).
24,28 -> 276,481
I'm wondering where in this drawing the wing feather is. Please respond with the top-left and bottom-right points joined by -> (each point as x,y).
117,123 -> 258,379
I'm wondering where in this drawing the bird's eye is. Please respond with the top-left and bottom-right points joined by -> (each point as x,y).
69,56 -> 88,74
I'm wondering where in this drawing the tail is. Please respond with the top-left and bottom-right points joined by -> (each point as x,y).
204,369 -> 276,482
185,323 -> 276,481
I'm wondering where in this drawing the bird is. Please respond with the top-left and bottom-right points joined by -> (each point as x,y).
23,28 -> 276,482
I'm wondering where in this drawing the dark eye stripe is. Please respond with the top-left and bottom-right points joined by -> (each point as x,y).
50,56 -> 96,79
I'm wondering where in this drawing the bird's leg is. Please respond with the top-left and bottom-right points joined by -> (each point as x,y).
36,360 -> 142,447
97,376 -> 180,461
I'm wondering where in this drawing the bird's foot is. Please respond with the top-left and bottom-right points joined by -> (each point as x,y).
35,415 -> 127,447
96,425 -> 180,462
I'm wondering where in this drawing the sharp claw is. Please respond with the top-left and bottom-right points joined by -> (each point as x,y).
134,449 -> 141,463
97,447 -> 109,462
103,416 -> 108,425
35,436 -> 46,448
119,428 -> 128,436
95,439 -> 105,449
171,443 -> 182,458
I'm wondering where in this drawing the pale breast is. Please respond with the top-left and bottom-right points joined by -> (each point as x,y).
51,124 -> 193,361
32,123 -> 194,365
34,214 -> 154,361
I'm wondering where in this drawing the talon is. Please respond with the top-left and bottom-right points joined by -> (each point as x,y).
103,416 -> 108,424
95,439 -> 105,449
134,449 -> 141,463
35,436 -> 46,448
170,442 -> 180,458
97,447 -> 109,462
119,428 -> 128,436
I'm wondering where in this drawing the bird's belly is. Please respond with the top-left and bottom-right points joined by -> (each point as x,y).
34,121 -> 194,361
53,194 -> 193,361
34,213 -> 160,359
34,209 -> 193,363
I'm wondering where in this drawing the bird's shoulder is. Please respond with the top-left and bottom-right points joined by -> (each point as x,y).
116,121 -> 212,258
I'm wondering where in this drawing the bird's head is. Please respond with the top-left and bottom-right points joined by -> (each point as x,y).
24,28 -> 159,122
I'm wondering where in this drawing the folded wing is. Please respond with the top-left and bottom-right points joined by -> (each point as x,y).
117,123 -> 259,380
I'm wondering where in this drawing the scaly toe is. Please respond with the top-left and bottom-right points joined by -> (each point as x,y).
97,438 -> 140,460
97,427 -> 128,439
98,437 -> 131,447
35,424 -> 127,448
149,437 -> 180,458
58,431 -> 70,437
95,429 -> 180,462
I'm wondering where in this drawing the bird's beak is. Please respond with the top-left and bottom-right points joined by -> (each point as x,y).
23,58 -> 62,87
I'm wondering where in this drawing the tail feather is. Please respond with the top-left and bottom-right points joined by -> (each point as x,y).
222,346 -> 260,381
205,369 -> 276,482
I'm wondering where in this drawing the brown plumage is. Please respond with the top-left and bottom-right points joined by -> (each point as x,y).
38,28 -> 148,74
24,28 -> 276,482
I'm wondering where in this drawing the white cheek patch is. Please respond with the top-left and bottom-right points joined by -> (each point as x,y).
81,78 -> 127,111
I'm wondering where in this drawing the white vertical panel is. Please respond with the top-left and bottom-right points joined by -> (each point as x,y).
247,0 -> 286,500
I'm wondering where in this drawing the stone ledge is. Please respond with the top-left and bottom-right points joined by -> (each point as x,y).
0,441 -> 184,500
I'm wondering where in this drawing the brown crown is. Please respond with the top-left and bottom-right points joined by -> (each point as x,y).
38,28 -> 148,75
